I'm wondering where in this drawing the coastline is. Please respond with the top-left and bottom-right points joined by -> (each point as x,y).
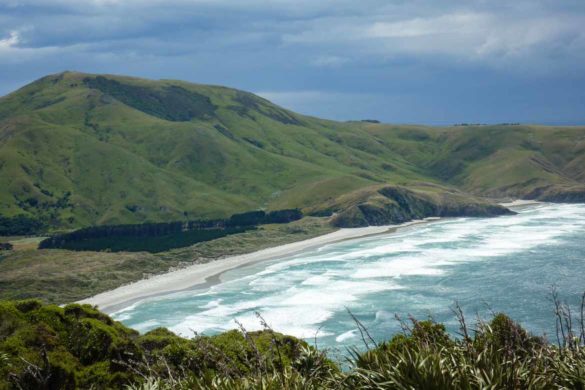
77,200 -> 543,313
78,218 -> 439,313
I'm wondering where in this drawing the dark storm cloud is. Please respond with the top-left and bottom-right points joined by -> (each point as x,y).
1,0 -> 584,124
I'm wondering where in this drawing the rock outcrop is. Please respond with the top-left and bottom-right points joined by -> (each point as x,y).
328,185 -> 513,228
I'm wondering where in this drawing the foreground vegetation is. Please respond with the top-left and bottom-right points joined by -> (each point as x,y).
1,296 -> 584,389
0,217 -> 334,303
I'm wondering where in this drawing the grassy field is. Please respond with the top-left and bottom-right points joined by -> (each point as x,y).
0,72 -> 583,231
0,236 -> 45,251
0,217 -> 334,304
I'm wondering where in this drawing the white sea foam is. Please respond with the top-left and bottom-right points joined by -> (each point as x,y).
113,312 -> 133,321
350,213 -> 580,281
111,301 -> 142,322
301,275 -> 331,285
336,329 -> 358,342
231,306 -> 335,338
117,203 -> 585,347
200,299 -> 222,309
132,319 -> 161,332
168,276 -> 399,338
374,310 -> 394,322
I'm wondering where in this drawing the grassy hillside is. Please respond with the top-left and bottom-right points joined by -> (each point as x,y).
0,72 -> 584,230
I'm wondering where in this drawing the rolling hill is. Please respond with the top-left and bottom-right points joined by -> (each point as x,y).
1,71 -> 584,230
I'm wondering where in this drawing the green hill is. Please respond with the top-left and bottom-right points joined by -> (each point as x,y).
1,71 -> 584,230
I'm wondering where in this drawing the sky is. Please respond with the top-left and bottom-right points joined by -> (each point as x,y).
1,0 -> 584,125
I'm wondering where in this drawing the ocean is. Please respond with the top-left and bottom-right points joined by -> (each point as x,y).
113,203 -> 585,353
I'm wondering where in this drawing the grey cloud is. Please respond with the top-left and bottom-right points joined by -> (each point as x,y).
3,0 -> 583,69
0,0 -> 583,124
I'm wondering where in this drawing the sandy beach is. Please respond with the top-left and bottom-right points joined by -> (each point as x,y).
78,218 -> 438,313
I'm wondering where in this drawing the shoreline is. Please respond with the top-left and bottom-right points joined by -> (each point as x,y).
78,218 -> 439,313
76,200 -> 542,313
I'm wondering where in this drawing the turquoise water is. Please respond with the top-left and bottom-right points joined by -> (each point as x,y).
113,203 -> 585,352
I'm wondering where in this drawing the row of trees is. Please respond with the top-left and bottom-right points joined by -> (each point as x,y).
39,209 -> 302,250
228,209 -> 303,226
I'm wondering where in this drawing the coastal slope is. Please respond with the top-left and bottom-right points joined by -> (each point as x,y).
1,72 -> 584,229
